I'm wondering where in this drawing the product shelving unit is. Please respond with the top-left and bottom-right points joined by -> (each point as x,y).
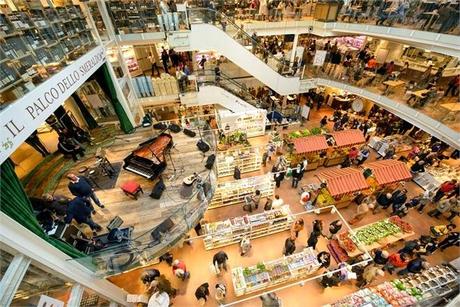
218,110 -> 267,138
209,174 -> 275,209
232,247 -> 320,296
202,205 -> 293,250
0,1 -> 95,104
216,146 -> 262,178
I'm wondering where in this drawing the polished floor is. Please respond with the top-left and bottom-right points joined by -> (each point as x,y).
107,109 -> 459,306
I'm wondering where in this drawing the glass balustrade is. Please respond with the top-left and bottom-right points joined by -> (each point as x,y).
71,122 -> 217,277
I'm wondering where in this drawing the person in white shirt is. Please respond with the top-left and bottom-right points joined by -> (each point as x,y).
272,194 -> 284,209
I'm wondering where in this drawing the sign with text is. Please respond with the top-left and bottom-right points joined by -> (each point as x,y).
0,46 -> 106,164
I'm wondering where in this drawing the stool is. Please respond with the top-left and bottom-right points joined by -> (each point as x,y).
120,181 -> 143,200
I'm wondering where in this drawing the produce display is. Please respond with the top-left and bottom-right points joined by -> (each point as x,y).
338,218 -> 414,256
203,206 -> 293,250
326,288 -> 390,307
232,248 -> 320,296
388,216 -> 414,233
374,282 -> 418,307
327,239 -> 349,263
351,219 -> 401,245
316,188 -> 335,208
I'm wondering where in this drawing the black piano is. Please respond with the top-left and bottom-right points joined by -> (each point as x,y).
123,133 -> 173,179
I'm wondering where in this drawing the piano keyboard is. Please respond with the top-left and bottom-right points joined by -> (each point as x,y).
125,165 -> 155,179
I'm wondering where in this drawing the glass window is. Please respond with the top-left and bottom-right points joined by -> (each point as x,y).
11,263 -> 72,306
0,249 -> 15,282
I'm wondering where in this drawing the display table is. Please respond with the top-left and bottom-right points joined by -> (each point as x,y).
203,205 -> 293,250
413,164 -> 459,191
413,172 -> 440,191
382,80 -> 405,95
232,247 -> 320,296
338,217 -> 415,258
216,146 -> 262,177
209,174 -> 275,209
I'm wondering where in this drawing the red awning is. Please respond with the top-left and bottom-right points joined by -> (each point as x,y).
331,130 -> 366,147
316,168 -> 369,197
363,160 -> 412,185
293,135 -> 329,154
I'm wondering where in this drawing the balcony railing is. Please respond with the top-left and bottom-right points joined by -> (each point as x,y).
70,122 -> 217,277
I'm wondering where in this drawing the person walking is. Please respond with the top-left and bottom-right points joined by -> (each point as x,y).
240,236 -> 252,256
213,251 -> 229,272
357,264 -> 385,288
272,195 -> 284,209
438,231 -> 459,251
195,283 -> 210,305
214,283 -> 226,304
260,292 -> 281,307
327,220 -> 342,240
172,259 -> 189,280
373,249 -> 389,266
291,164 -> 303,188
25,130 -> 50,157
64,196 -> 102,231
290,218 -> 304,238
307,220 -> 323,250
428,198 -> 456,219
433,179 -> 457,203
417,190 -> 434,213
67,173 -> 104,209
383,252 -> 409,274
349,197 -> 374,225
397,255 -> 428,276
161,47 -> 170,73
284,236 -> 296,256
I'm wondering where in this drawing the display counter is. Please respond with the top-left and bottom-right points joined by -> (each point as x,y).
338,216 -> 415,258
203,205 -> 293,250
413,163 -> 459,191
232,247 -> 320,296
216,146 -> 262,177
209,174 -> 275,209
368,135 -> 414,156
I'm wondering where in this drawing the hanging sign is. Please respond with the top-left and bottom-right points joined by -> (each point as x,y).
0,46 -> 106,164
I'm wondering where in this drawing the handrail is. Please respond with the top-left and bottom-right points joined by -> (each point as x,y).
188,8 -> 296,77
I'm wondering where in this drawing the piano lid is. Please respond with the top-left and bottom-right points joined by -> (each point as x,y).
131,133 -> 173,163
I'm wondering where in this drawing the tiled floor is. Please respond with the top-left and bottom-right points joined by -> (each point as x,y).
107,108 -> 459,306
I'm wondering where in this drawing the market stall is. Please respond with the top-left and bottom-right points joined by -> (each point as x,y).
232,247 -> 320,296
290,135 -> 329,170
208,174 -> 275,209
337,216 -> 415,258
202,205 -> 293,250
315,167 -> 369,209
368,134 -> 415,157
362,160 -> 412,193
218,109 -> 267,138
413,163 -> 460,192
325,129 -> 366,166
216,146 -> 262,177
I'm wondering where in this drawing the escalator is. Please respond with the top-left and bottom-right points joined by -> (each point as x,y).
187,8 -> 307,95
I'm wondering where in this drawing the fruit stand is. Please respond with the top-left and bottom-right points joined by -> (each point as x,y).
362,160 -> 412,193
337,216 -> 415,258
202,205 -> 293,250
315,168 -> 370,209
324,129 -> 366,167
231,247 -> 320,296
288,134 -> 330,170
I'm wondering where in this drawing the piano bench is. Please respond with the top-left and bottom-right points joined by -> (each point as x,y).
120,181 -> 143,200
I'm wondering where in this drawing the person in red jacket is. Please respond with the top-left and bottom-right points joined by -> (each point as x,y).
172,259 -> 190,280
383,252 -> 409,274
433,179 -> 457,202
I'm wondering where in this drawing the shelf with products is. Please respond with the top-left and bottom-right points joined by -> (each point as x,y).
5,11 -> 34,31
232,247 -> 320,296
202,205 -> 293,250
216,146 -> 262,178
325,288 -> 390,307
0,61 -> 21,92
218,110 -> 267,138
0,13 -> 16,35
209,174 -> 275,209
1,35 -> 30,59
22,27 -> 46,49
55,6 -> 70,20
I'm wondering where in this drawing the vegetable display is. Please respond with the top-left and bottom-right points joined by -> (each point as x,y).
389,216 -> 414,233
351,220 -> 401,245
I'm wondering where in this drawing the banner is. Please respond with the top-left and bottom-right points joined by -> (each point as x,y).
0,46 -> 106,164
313,50 -> 327,66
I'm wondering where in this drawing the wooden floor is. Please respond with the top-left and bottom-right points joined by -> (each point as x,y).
53,126 -> 216,238
107,107 -> 460,307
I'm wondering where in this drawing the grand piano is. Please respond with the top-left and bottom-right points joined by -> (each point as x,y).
123,133 -> 173,179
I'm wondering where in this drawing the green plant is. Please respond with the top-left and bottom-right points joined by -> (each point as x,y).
256,263 -> 266,271
310,127 -> 323,135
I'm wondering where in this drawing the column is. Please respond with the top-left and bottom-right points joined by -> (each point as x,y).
290,34 -> 299,66
0,254 -> 31,306
67,284 -> 85,307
